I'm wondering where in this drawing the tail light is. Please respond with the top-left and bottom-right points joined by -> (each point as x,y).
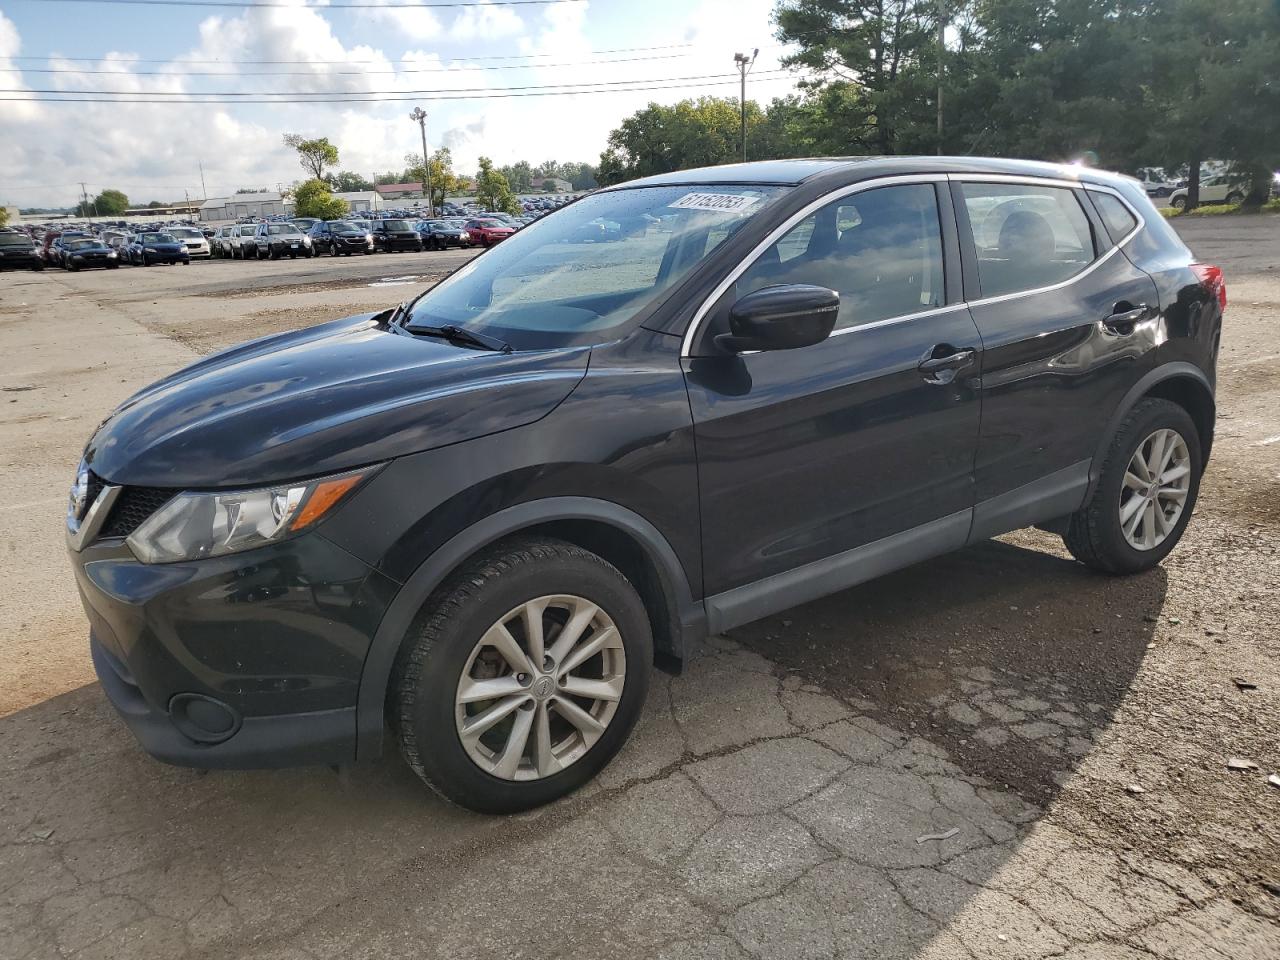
1190,263 -> 1226,310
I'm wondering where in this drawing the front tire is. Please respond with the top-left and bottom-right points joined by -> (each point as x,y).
391,537 -> 652,814
1064,398 -> 1201,574
1226,192 -> 1244,205
1171,196 -> 1187,211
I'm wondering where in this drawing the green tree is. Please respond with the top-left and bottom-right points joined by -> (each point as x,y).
327,170 -> 376,192
475,157 -> 520,214
291,179 -> 348,220
283,134 -> 340,180
498,160 -> 534,193
598,97 -> 798,184
0,207 -> 8,228
402,147 -> 464,210
1140,0 -> 1280,208
94,189 -> 129,215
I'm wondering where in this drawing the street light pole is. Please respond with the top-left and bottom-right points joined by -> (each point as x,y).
936,0 -> 945,155
409,106 -> 434,218
733,49 -> 758,163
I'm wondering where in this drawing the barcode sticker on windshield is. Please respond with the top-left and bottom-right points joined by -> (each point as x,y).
669,192 -> 761,213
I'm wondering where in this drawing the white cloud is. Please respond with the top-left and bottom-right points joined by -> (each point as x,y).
361,0 -> 443,43
449,0 -> 524,41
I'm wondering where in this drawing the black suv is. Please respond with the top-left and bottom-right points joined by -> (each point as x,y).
0,231 -> 44,270
309,220 -> 374,256
372,218 -> 423,253
68,158 -> 1222,813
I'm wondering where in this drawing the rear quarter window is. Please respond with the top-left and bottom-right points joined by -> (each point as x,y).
1090,191 -> 1139,244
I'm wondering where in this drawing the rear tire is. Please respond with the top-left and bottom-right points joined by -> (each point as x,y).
1063,398 -> 1201,574
391,537 -> 652,814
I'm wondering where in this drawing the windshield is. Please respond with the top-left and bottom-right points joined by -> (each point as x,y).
406,184 -> 786,349
269,224 -> 301,235
168,228 -> 200,238
328,222 -> 360,234
141,233 -> 174,243
66,239 -> 101,250
382,219 -> 411,231
0,233 -> 31,246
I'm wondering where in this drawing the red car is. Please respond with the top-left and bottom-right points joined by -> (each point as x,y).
463,218 -> 515,247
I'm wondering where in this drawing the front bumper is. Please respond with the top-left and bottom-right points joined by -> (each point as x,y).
73,532 -> 400,768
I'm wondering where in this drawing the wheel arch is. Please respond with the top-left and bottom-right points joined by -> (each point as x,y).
353,496 -> 706,761
1086,363 -> 1215,501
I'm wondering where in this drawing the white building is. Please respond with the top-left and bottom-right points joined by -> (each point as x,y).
199,192 -> 291,223
333,191 -> 382,213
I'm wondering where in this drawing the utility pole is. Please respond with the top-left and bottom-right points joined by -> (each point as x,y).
936,0 -> 945,155
733,49 -> 758,163
198,160 -> 208,201
80,181 -> 89,218
409,106 -> 434,218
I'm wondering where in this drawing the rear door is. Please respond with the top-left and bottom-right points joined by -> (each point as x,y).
954,177 -> 1160,537
684,179 -> 983,612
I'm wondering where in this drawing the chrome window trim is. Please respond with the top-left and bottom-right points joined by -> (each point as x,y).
680,173 -> 1146,357
680,174 -> 948,357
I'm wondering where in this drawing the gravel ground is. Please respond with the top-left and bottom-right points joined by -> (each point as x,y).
0,220 -> 1276,959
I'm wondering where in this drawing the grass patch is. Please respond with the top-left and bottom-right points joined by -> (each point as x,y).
1161,198 -> 1280,218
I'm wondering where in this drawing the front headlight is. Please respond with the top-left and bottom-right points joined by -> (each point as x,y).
460,232 -> 469,240
126,467 -> 374,564
107,251 -> 118,258
145,247 -> 158,253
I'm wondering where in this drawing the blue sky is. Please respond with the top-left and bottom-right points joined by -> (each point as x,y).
1,0 -> 799,208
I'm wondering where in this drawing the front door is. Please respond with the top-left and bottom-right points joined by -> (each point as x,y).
682,181 -> 983,624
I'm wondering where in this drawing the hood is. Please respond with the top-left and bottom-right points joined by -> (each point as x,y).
85,314 -> 590,488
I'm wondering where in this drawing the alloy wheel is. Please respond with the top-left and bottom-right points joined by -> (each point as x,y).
1119,428 -> 1191,551
454,594 -> 626,781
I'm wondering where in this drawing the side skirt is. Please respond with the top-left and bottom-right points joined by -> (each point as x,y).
704,510 -> 972,635
967,460 -> 1091,544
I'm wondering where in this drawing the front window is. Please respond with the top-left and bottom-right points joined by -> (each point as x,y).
168,228 -> 201,239
732,183 -> 944,331
141,233 -> 174,244
269,224 -> 301,236
406,184 -> 787,349
382,220 -> 411,231
0,233 -> 32,247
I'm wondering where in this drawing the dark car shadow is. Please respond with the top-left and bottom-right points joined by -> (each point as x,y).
729,530 -> 1166,803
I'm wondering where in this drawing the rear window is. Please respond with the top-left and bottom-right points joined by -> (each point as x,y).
960,183 -> 1097,298
1090,191 -> 1139,244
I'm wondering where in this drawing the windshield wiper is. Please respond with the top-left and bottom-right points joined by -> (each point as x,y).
408,323 -> 512,353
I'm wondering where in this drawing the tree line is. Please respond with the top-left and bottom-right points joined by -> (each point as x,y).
598,0 -> 1279,208
279,134 -> 597,218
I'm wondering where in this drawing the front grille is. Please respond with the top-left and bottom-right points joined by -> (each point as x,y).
87,471 -> 177,539
103,487 -> 177,538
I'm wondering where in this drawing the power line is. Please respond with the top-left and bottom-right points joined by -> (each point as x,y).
0,73 -> 796,104
17,0 -> 585,8
2,43 -> 697,65
2,52 -> 695,77
1,69 -> 788,98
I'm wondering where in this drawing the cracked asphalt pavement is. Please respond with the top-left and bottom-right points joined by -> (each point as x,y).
1,220 -> 1277,959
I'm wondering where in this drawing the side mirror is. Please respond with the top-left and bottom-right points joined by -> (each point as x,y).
715,284 -> 840,353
